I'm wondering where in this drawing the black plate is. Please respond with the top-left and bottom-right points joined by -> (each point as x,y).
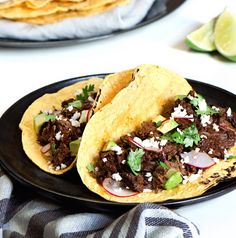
1,74 -> 236,213
0,0 -> 186,48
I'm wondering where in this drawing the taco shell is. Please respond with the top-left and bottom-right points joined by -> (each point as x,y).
19,77 -> 102,175
77,64 -> 226,203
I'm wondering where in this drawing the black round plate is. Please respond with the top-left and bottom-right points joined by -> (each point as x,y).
0,74 -> 236,213
0,0 -> 186,48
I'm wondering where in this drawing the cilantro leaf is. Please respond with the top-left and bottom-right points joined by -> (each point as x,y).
76,84 -> 94,104
189,93 -> 219,116
127,148 -> 145,176
195,106 -> 219,116
225,155 -> 236,159
161,124 -> 200,148
159,161 -> 169,169
156,120 -> 162,127
189,93 -> 204,107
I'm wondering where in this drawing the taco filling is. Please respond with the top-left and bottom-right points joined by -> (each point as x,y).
89,91 -> 236,196
35,84 -> 96,171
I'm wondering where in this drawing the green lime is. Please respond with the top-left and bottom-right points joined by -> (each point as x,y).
185,18 -> 216,52
214,10 -> 236,61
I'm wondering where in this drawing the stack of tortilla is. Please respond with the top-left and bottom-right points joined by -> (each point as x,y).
0,0 -> 130,24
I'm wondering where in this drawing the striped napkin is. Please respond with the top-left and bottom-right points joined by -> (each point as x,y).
0,167 -> 199,238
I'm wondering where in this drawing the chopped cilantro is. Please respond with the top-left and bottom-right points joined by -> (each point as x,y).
87,163 -> 95,172
156,120 -> 162,127
195,107 -> 219,116
68,100 -> 82,109
76,84 -> 94,103
225,155 -> 236,159
189,93 -> 219,116
159,161 -> 169,169
161,124 -> 200,148
127,148 -> 145,176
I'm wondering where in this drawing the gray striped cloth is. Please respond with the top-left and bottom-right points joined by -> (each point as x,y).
0,167 -> 199,238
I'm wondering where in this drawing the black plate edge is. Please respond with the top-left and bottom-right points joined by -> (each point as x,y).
0,0 -> 186,48
1,74 -> 236,213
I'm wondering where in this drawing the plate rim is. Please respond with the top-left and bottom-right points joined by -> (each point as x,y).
0,0 -> 186,48
1,74 -> 236,210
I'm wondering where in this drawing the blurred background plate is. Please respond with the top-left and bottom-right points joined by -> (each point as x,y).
0,0 -> 186,48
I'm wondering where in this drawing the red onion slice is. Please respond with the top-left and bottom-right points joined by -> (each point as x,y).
102,178 -> 138,197
127,136 -> 143,149
181,151 -> 216,169
127,137 -> 162,153
41,143 -> 51,154
174,116 -> 194,121
86,109 -> 92,122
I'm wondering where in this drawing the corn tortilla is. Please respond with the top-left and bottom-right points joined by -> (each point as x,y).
19,77 -> 102,175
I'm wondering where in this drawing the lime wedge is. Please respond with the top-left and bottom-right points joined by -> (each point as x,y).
185,18 -> 216,52
214,10 -> 236,61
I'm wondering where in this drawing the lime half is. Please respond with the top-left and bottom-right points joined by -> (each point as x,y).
214,10 -> 236,61
185,18 -> 216,52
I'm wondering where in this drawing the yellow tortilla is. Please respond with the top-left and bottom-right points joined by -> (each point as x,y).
77,64 -> 214,202
19,77 -> 102,175
95,69 -> 134,112
0,0 -> 129,20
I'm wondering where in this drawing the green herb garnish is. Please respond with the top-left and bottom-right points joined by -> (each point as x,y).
161,124 -> 200,148
51,143 -> 56,155
225,155 -> 236,159
76,84 -> 94,104
127,148 -> 145,175
68,100 -> 82,109
156,120 -> 162,127
87,163 -> 95,172
189,93 -> 219,116
159,161 -> 169,169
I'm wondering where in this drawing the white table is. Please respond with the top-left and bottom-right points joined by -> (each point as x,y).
0,0 -> 235,237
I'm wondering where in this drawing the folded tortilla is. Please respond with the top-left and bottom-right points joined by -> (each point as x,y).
19,77 -> 103,175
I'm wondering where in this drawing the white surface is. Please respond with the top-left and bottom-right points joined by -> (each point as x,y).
0,0 -> 235,237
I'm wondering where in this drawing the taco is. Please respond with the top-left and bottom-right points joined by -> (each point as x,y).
19,77 -> 103,175
77,64 -> 236,203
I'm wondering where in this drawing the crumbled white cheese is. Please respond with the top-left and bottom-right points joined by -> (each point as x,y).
145,172 -> 152,177
70,119 -> 80,127
208,148 -> 213,155
121,160 -> 126,164
177,128 -> 183,135
213,158 -> 219,163
95,167 -> 99,172
197,169 -> 203,175
212,123 -> 219,132
198,99 -> 207,112
187,95 -> 194,100
111,145 -> 123,155
55,131 -> 62,141
188,173 -> 201,182
71,111 -> 80,120
226,107 -> 232,117
160,139 -> 168,147
195,147 -> 200,152
142,137 -> 160,149
56,115 -> 63,120
212,106 -> 220,112
148,176 -> 153,182
111,173 -> 122,181
55,165 -> 61,171
44,109 -> 53,115
183,156 -> 190,164
143,189 -> 152,192
200,134 -> 208,139
60,163 -> 67,169
150,131 -> 154,135
102,158 -> 107,162
171,104 -> 188,118
67,105 -> 74,112
125,186 -> 130,190
200,115 -> 211,127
